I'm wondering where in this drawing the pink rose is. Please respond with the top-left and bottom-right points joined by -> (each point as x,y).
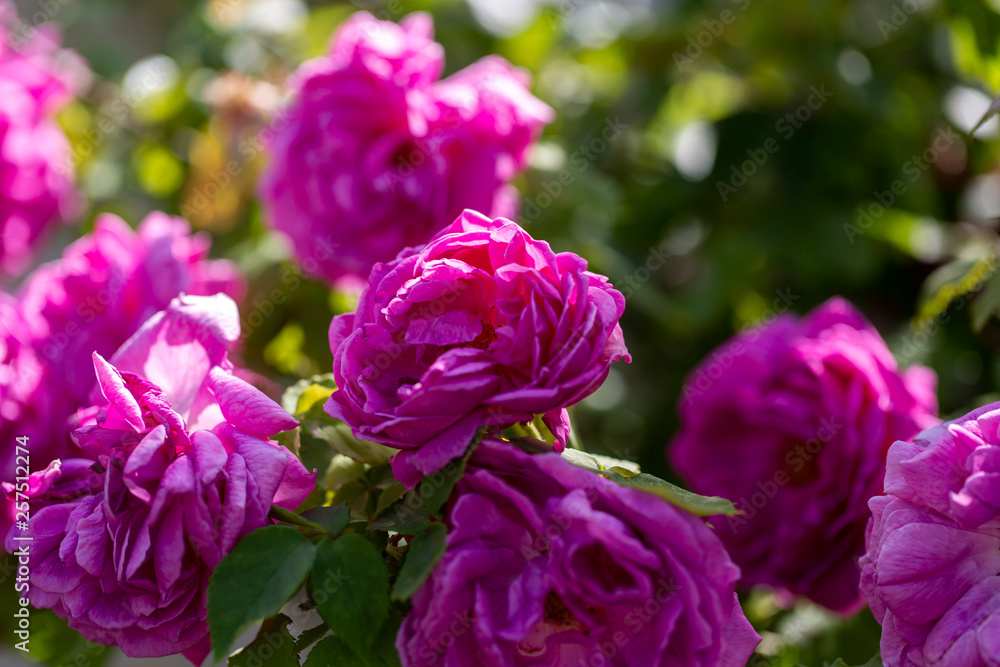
669,297 -> 937,612
326,210 -> 630,487
259,11 -> 553,285
5,294 -> 312,663
0,212 -> 243,534
0,0 -> 89,276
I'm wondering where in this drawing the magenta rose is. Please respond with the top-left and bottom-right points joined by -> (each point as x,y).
396,438 -> 760,666
668,297 -> 937,612
860,403 -> 1000,666
4,294 -> 312,663
259,11 -> 553,285
0,292 -> 51,453
0,211 -> 243,533
325,210 -> 630,487
0,0 -> 88,276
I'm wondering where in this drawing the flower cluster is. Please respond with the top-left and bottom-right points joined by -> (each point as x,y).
860,403 -> 1000,666
397,438 -> 760,667
6,7 -> 980,667
325,210 -> 630,487
0,211 -> 243,532
0,0 -> 88,277
259,11 -> 553,285
5,294 -> 312,663
669,298 -> 938,612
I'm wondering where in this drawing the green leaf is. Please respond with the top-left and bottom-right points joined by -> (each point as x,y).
311,535 -> 390,661
303,613 -> 403,667
374,482 -> 408,517
972,268 -> 1000,332
208,526 -> 317,661
324,454 -> 369,492
300,503 -> 351,536
269,505 -> 327,532
227,615 -> 299,667
275,427 -> 300,458
282,373 -> 337,415
392,523 -> 448,601
369,494 -> 432,534
560,448 -> 603,472
294,623 -> 329,654
623,473 -> 739,517
420,432 -> 482,517
918,256 -> 996,326
303,636 -> 355,667
559,448 -> 641,475
302,416 -> 394,466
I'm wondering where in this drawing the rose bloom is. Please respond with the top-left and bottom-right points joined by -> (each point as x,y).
668,297 -> 937,612
0,212 -> 243,532
325,210 -> 630,487
396,438 -> 760,666
0,0 -> 89,276
4,294 -> 312,663
0,291 -> 50,449
259,11 -> 553,285
860,402 -> 1000,666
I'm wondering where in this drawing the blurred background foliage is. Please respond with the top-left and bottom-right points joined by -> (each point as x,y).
8,0 -> 1000,663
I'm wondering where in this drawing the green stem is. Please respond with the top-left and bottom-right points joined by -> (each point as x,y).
524,420 -> 543,440
269,505 -> 326,533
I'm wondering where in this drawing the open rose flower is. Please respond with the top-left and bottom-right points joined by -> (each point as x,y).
397,438 -> 760,666
860,402 -> 1000,666
0,211 -> 243,511
0,0 -> 89,277
668,297 -> 937,612
4,294 -> 313,663
325,210 -> 630,487
259,11 -> 553,285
